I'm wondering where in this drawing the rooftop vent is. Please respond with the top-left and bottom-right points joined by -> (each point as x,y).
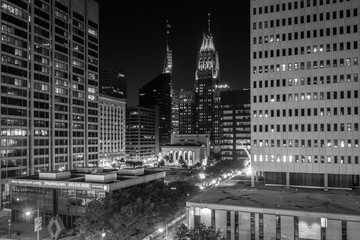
39,171 -> 71,180
85,173 -> 117,183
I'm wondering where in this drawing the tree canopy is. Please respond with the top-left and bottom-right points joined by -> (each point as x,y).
174,223 -> 225,240
74,180 -> 199,240
204,160 -> 243,178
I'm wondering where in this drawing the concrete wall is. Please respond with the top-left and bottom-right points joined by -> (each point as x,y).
281,215 -> 294,240
326,219 -> 341,240
264,214 -> 276,240
215,210 -> 227,239
299,217 -> 320,240
347,221 -> 360,240
200,208 -> 212,226
239,212 -> 251,239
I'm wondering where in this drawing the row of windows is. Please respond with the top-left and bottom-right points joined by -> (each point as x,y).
253,74 -> 358,90
253,41 -> 358,58
253,58 -> 358,74
253,10 -> 358,30
253,122 -> 359,133
253,154 -> 358,164
253,90 -> 359,103
1,2 -> 27,20
253,0 -> 351,16
254,107 -> 358,119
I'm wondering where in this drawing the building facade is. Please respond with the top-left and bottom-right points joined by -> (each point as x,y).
139,73 -> 172,147
179,89 -> 195,134
194,14 -> 220,145
8,167 -> 165,229
0,0 -> 99,207
186,183 -> 360,240
161,133 -> 210,166
99,67 -> 127,99
251,0 -> 360,189
214,83 -> 232,147
171,88 -> 179,135
161,145 -> 207,167
99,94 -> 126,168
220,89 -> 251,162
126,106 -> 159,162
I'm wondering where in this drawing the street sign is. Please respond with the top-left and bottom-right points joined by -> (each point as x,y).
34,217 -> 42,232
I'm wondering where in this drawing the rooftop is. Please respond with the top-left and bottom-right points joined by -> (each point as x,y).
187,180 -> 360,216
8,168 -> 166,192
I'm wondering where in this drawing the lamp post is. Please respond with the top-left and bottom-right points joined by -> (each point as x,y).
25,209 -> 40,240
8,219 -> 11,238
158,225 -> 168,240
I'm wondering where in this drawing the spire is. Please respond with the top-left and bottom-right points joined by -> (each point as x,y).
163,20 -> 172,74
200,12 -> 215,52
166,20 -> 170,51
208,12 -> 211,35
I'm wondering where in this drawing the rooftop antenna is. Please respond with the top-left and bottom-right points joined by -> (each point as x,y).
166,20 -> 170,51
208,12 -> 211,34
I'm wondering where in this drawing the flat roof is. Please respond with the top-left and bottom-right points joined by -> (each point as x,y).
9,169 -> 165,192
187,181 -> 360,217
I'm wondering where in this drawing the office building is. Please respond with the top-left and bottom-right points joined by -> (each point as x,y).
214,83 -> 232,147
126,106 -> 159,162
220,89 -> 251,162
9,167 -> 165,228
99,94 -> 126,168
186,1 -> 360,239
0,0 -> 99,207
251,0 -> 360,189
179,89 -> 195,134
171,88 -> 179,135
99,67 -> 127,100
139,73 -> 172,147
194,13 -> 220,145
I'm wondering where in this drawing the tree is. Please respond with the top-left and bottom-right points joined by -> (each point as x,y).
174,223 -> 225,240
74,181 -> 198,240
169,153 -> 174,163
204,160 -> 242,178
125,161 -> 143,168
178,156 -> 187,168
158,159 -> 165,167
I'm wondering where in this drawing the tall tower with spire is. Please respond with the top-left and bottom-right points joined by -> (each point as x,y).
163,20 -> 172,74
139,20 -> 173,148
194,12 -> 220,145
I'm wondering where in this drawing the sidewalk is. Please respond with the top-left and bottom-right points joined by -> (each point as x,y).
0,210 -> 74,240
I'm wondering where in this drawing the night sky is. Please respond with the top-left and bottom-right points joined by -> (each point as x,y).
99,3 -> 251,106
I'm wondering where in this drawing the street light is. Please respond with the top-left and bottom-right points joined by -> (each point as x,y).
158,226 -> 168,239
8,219 -> 11,238
25,209 -> 41,240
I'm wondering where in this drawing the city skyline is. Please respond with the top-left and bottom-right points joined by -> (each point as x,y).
99,3 -> 251,105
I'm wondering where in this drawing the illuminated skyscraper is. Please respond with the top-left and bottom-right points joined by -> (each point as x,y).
139,21 -> 172,147
214,83 -> 231,146
171,88 -> 179,135
179,89 -> 195,134
0,0 -> 99,206
194,13 -> 220,144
